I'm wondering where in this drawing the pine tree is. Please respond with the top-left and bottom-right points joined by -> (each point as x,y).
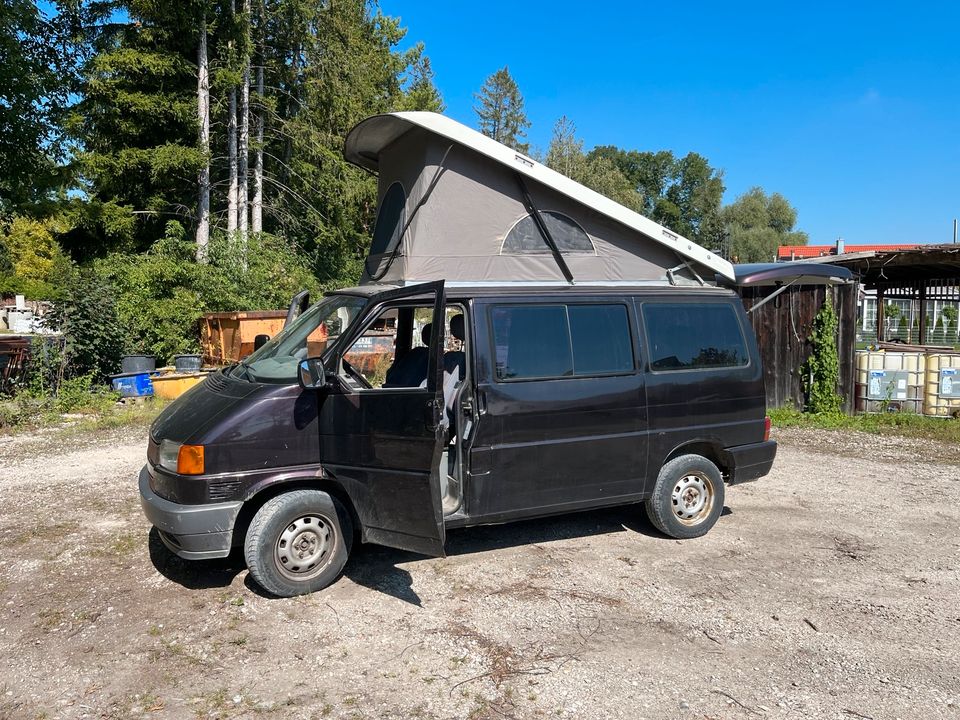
70,0 -> 206,254
396,46 -> 444,112
473,66 -> 530,153
66,0 -> 442,276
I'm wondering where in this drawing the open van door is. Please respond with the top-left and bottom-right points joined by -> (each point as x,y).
318,281 -> 448,557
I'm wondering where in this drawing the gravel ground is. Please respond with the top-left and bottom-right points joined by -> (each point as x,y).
0,424 -> 958,720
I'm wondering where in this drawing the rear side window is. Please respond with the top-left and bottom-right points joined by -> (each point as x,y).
642,302 -> 749,371
491,303 -> 633,381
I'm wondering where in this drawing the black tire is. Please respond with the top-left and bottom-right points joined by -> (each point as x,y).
244,489 -> 353,597
644,454 -> 725,539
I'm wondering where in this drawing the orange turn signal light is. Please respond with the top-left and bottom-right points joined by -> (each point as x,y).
177,444 -> 205,475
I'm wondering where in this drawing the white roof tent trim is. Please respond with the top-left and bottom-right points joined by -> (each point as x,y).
344,111 -> 735,286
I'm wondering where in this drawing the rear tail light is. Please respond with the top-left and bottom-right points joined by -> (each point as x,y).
763,416 -> 771,442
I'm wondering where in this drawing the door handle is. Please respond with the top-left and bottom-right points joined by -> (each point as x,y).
424,397 -> 443,430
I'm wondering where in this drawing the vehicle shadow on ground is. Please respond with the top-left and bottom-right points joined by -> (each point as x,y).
147,528 -> 252,593
345,504 -> 733,605
148,507 -> 733,604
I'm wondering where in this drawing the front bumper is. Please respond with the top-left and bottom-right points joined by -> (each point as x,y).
726,440 -> 777,485
138,465 -> 242,560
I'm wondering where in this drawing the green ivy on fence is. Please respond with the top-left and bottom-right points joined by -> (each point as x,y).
804,294 -> 843,414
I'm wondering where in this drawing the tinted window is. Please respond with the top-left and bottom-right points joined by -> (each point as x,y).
366,182 -> 406,278
491,303 -> 634,380
502,212 -> 595,254
569,305 -> 633,375
643,303 -> 749,371
492,305 -> 572,380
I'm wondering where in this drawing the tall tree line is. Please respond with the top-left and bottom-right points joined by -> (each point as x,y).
474,67 -> 807,262
3,0 -> 442,285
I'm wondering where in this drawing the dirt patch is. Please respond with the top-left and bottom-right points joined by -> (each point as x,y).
0,426 -> 958,719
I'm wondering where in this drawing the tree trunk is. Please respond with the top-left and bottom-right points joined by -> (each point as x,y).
252,60 -> 264,234
237,0 -> 251,256
227,93 -> 238,236
238,64 -> 249,241
226,1 -> 238,236
195,13 -> 210,262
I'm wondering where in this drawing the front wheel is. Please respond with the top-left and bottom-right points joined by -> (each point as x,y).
244,489 -> 353,597
645,454 -> 725,539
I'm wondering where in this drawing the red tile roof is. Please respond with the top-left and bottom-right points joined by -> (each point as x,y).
777,244 -> 921,259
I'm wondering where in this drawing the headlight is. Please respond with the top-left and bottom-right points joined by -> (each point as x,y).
158,440 -> 181,471
158,440 -> 205,475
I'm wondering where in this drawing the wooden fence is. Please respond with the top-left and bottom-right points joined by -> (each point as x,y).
738,283 -> 858,413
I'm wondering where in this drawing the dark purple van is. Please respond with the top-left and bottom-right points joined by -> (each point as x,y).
140,280 -> 779,597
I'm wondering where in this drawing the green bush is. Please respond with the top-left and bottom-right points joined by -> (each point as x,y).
95,222 -> 321,362
46,268 -> 126,381
54,374 -> 118,414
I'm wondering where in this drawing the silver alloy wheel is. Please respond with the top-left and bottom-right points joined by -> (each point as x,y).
671,472 -> 714,526
274,514 -> 335,581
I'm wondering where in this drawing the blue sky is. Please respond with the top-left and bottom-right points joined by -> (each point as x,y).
380,1 -> 960,245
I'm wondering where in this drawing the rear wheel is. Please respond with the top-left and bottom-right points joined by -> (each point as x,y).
244,489 -> 353,597
645,454 -> 724,539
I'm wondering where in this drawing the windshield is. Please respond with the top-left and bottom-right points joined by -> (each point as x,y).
228,294 -> 367,384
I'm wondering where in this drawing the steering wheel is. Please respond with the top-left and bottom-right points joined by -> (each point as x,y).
341,358 -> 372,389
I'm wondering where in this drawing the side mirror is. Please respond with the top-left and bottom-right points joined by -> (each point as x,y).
254,333 -> 270,350
298,357 -> 332,390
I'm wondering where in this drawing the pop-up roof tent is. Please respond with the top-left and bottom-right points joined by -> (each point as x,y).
343,112 -> 735,287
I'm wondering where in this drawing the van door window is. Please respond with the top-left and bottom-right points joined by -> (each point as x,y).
341,305 -> 465,390
642,303 -> 749,371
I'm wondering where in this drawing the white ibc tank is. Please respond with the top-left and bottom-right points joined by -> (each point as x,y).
855,350 -> 926,413
923,353 -> 960,417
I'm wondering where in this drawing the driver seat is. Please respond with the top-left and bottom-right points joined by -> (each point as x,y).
384,323 -> 431,388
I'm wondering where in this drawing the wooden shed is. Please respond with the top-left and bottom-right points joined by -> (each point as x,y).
738,283 -> 859,413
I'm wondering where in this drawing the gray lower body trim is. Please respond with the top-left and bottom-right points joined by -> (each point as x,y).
138,465 -> 242,560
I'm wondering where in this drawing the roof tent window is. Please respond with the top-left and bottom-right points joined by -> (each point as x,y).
366,182 -> 406,279
501,212 -> 595,255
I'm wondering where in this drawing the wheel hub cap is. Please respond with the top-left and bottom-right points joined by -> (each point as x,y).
671,473 -> 713,525
275,515 -> 332,579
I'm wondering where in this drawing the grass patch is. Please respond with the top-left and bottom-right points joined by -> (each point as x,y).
770,407 -> 960,443
91,530 -> 141,560
0,520 -> 81,548
0,393 -> 168,436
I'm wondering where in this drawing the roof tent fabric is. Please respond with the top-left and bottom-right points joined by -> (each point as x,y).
344,112 -> 735,286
